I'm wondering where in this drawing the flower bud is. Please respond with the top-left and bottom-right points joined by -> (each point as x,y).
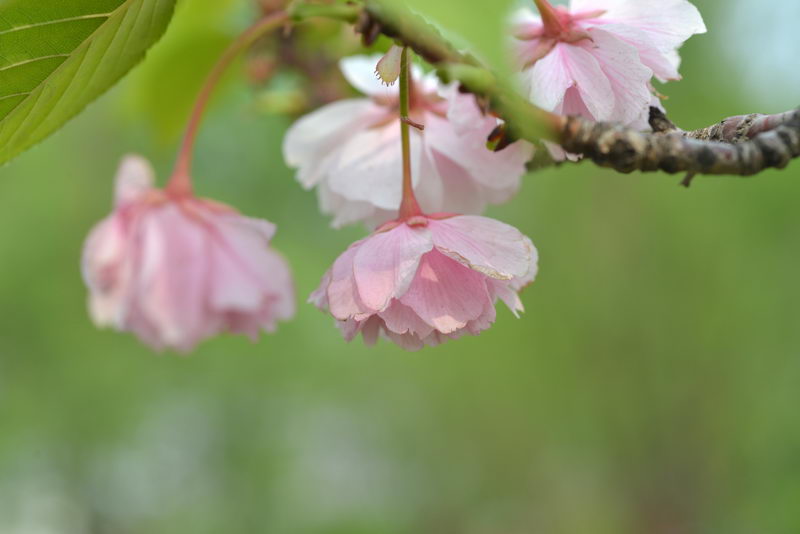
375,45 -> 403,86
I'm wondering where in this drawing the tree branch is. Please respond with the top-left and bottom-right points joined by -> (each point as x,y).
560,114 -> 800,176
295,0 -> 800,180
651,107 -> 800,143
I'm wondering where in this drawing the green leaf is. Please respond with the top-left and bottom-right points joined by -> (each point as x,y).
0,0 -> 177,165
377,0 -> 517,74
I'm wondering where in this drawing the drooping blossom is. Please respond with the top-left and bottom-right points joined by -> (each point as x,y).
514,0 -> 706,129
82,155 -> 295,352
310,214 -> 537,351
283,55 -> 534,228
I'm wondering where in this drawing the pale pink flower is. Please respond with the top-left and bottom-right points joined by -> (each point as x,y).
82,156 -> 295,352
310,214 -> 537,351
515,0 -> 706,129
283,55 -> 534,228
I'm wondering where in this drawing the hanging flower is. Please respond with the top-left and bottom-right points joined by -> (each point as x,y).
283,55 -> 534,228
82,156 -> 295,352
310,214 -> 537,351
514,0 -> 706,129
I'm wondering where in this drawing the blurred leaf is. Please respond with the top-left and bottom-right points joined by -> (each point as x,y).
0,0 -> 177,165
376,0 -> 516,73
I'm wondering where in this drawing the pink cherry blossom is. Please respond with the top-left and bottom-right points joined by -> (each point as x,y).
82,156 -> 295,352
310,214 -> 537,351
283,55 -> 534,228
515,0 -> 706,129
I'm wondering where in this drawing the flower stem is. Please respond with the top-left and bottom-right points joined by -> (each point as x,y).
533,0 -> 566,35
167,11 -> 289,196
397,46 -> 422,220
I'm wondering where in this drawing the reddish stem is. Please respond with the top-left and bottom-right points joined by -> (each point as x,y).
533,0 -> 566,36
167,11 -> 289,196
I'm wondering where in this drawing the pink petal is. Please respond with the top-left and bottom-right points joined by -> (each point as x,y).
384,330 -> 426,351
309,270 -> 332,310
399,249 -> 491,334
82,216 -> 130,326
572,0 -> 705,81
378,300 -> 436,338
352,224 -> 433,311
489,280 -> 526,317
326,241 -> 372,321
316,181 -> 382,229
524,43 -> 575,113
595,22 -> 682,81
557,43 -> 616,120
425,112 -> 532,192
428,216 -> 534,280
583,28 -> 653,126
413,142 -> 445,214
135,205 -> 211,351
361,316 -> 382,346
207,211 -> 287,314
114,155 -> 154,207
430,151 -> 486,214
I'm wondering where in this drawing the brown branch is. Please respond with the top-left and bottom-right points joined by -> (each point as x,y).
682,109 -> 800,143
650,107 -> 800,143
560,114 -> 800,176
648,107 -> 680,134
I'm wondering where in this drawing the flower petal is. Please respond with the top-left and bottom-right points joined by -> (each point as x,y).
524,43 -> 575,113
572,0 -> 705,81
352,223 -> 433,312
135,205 -> 210,352
282,99 -> 378,189
328,121 -> 422,210
425,111 -> 532,191
379,300 -> 435,338
428,216 -> 534,280
340,55 -> 400,97
114,155 -> 155,207
399,249 -> 490,334
326,241 -> 372,321
583,28 -> 654,127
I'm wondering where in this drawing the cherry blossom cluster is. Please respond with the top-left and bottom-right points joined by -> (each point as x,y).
81,0 -> 704,353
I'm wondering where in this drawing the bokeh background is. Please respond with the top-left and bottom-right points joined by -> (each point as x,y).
1,0 -> 799,532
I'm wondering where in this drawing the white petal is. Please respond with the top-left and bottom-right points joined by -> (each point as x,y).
328,121 -> 422,211
282,99 -> 378,189
340,55 -> 399,97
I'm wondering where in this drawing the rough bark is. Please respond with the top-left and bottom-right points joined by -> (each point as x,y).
560,114 -> 800,176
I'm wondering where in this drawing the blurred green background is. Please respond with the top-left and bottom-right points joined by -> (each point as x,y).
1,0 -> 799,532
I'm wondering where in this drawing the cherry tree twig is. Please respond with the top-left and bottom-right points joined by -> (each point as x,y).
289,1 -> 800,181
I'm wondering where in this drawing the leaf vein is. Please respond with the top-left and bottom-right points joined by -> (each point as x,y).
0,13 -> 113,36
0,91 -> 30,102
0,54 -> 70,73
